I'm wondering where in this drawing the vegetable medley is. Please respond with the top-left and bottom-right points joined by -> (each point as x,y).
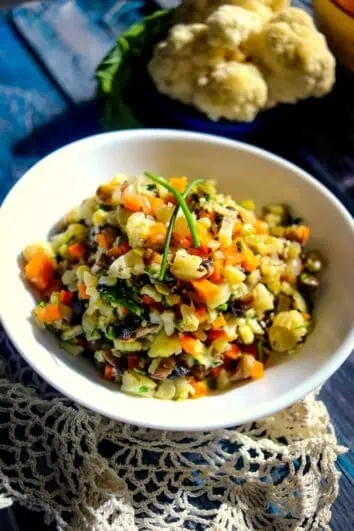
22,173 -> 325,400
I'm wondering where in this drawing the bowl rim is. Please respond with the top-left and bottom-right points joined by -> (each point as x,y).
1,128 -> 354,431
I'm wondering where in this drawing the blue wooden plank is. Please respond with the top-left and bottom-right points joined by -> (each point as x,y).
0,12 -> 67,203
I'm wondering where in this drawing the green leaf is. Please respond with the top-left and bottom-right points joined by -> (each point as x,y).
139,386 -> 149,393
96,9 -> 173,130
98,284 -> 142,316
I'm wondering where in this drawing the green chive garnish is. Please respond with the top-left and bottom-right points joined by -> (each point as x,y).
145,172 -> 203,281
145,171 -> 201,248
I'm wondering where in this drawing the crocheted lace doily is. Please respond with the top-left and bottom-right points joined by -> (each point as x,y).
0,329 -> 346,530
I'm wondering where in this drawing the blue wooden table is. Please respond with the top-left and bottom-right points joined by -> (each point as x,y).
0,1 -> 353,529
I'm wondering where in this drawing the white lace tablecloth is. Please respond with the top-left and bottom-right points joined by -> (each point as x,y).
0,328 -> 346,530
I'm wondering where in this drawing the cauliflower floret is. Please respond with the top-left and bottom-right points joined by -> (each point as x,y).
194,61 -> 267,122
207,5 -> 263,49
268,310 -> 308,352
252,283 -> 274,311
109,250 -> 144,279
126,212 -> 154,248
148,23 -> 208,105
218,212 -> 237,246
248,7 -> 335,107
161,310 -> 176,336
181,304 -> 200,332
171,249 -> 204,281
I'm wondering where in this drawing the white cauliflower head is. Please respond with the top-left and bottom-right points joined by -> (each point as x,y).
248,7 -> 336,106
207,5 -> 263,49
148,23 -> 208,105
194,61 -> 268,122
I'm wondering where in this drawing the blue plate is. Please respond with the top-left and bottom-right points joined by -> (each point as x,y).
142,76 -> 288,139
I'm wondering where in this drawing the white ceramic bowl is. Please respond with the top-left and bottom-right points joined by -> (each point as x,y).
1,130 -> 354,431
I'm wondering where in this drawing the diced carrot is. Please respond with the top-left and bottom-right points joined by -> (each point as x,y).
35,303 -> 62,323
224,344 -> 241,360
209,366 -> 222,379
181,335 -> 199,356
242,247 -> 259,272
60,290 -> 74,305
104,365 -> 114,380
96,233 -> 109,249
108,241 -> 130,258
142,295 -> 155,305
68,243 -> 86,258
299,226 -> 310,245
221,246 -> 242,265
190,379 -> 208,399
122,190 -> 144,212
232,219 -> 242,236
212,314 -> 227,330
173,233 -> 192,248
166,194 -> 177,205
284,225 -> 311,245
127,354 -> 138,370
250,360 -> 264,380
195,306 -> 208,323
209,259 -> 223,283
208,329 -> 228,342
169,177 -> 187,193
78,283 -> 89,300
152,252 -> 162,264
24,251 -> 55,291
253,220 -> 268,234
146,196 -> 164,216
108,246 -> 121,258
148,223 -> 167,245
191,279 -> 220,301
188,244 -> 210,258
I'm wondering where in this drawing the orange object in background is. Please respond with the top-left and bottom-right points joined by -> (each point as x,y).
314,0 -> 354,71
333,0 -> 354,16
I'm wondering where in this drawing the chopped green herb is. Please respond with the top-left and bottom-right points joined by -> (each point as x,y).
216,303 -> 228,311
38,301 -> 46,308
133,368 -> 146,376
256,340 -> 264,362
106,325 -> 116,340
146,184 -> 157,191
98,284 -> 142,315
139,386 -> 148,393
205,193 -> 211,201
